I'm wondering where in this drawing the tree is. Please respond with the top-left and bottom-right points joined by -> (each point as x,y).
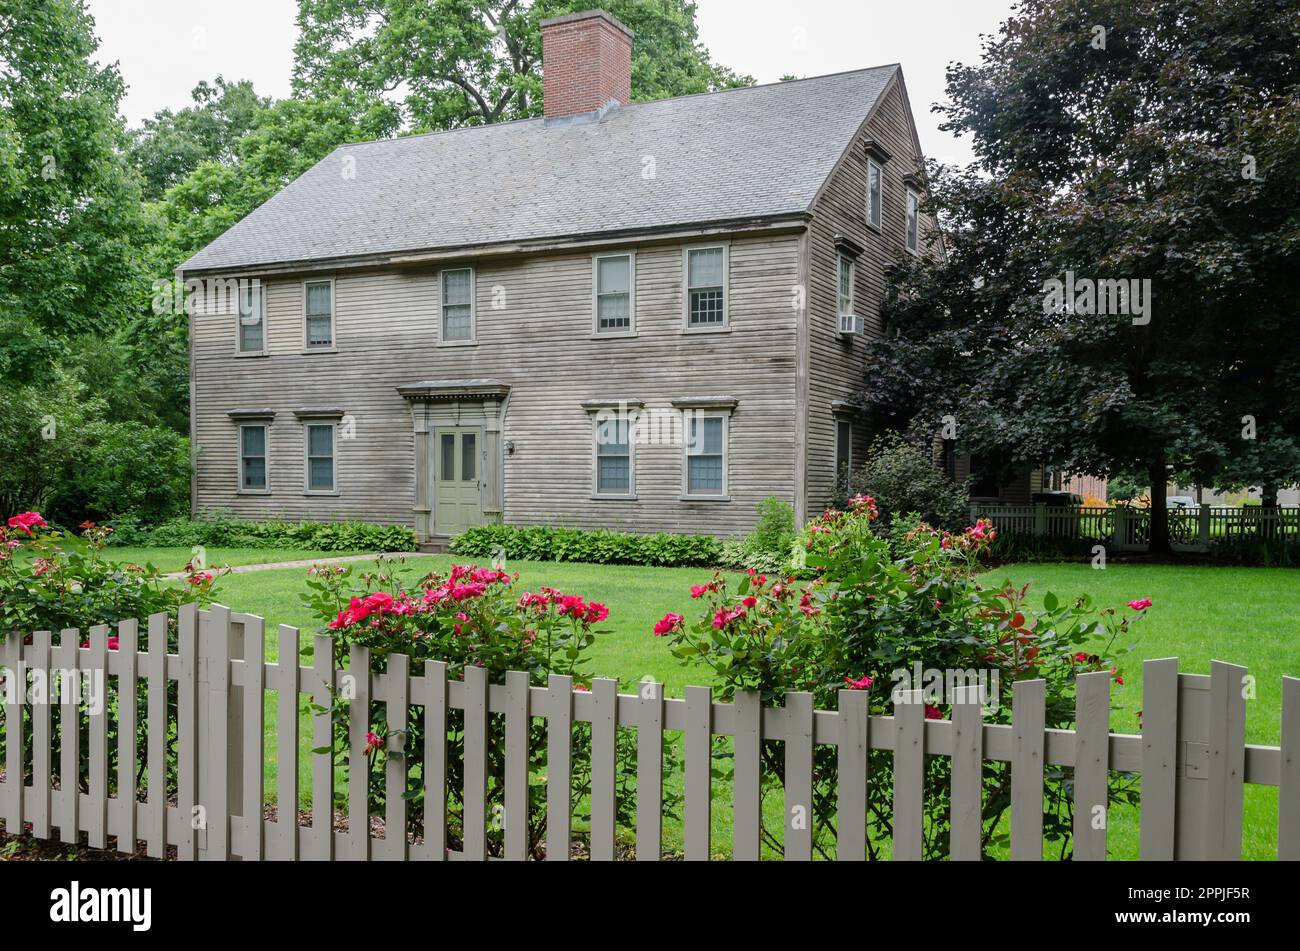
864,0 -> 1300,553
291,0 -> 751,131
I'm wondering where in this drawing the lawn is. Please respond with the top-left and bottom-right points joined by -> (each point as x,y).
194,555 -> 1299,859
74,544 -> 369,574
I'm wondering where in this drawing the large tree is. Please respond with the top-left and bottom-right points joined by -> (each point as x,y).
865,0 -> 1300,552
291,0 -> 751,130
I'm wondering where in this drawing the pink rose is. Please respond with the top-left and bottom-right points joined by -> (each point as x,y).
653,613 -> 684,636
843,674 -> 872,690
1127,598 -> 1152,611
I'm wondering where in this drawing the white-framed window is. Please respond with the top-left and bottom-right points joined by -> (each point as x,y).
304,422 -> 336,492
867,158 -> 882,230
905,188 -> 920,255
593,253 -> 634,334
303,279 -> 334,349
441,267 -> 475,342
593,413 -> 634,497
684,245 -> 728,330
684,412 -> 728,497
239,424 -> 268,491
835,418 -> 853,480
237,280 -> 265,353
837,254 -> 855,317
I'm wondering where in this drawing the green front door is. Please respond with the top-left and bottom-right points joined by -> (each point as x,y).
434,427 -> 484,536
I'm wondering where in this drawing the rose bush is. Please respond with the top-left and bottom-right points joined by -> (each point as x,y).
658,495 -> 1144,859
303,557 -> 679,857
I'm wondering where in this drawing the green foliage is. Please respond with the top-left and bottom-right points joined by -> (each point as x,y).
846,432 -> 970,531
661,499 -> 1143,859
107,514 -> 417,553
719,496 -> 796,572
451,523 -> 721,567
59,421 -> 190,524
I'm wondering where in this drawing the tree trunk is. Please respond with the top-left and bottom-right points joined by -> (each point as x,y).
1147,458 -> 1171,555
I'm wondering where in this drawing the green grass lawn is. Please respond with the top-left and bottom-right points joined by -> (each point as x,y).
195,556 -> 1298,859
93,545 -> 369,574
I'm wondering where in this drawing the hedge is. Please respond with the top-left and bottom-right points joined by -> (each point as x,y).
450,523 -> 722,567
107,515 -> 417,553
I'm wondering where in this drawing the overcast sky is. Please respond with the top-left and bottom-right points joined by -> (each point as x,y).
85,0 -> 1016,168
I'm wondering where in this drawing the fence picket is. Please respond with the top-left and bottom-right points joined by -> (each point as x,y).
589,676 -> 617,862
382,652 -> 408,861
784,691 -> 814,861
893,690 -> 924,860
115,619 -> 139,854
636,680 -> 664,861
421,660 -> 447,861
29,631 -> 52,840
242,614 -> 265,861
546,674 -> 573,861
504,669 -> 531,861
1010,678 -> 1045,861
1280,676 -> 1300,860
1139,658 -> 1179,859
275,625 -> 300,860
462,664 -> 488,861
1073,670 -> 1111,861
733,690 -> 761,861
684,685 -> 712,862
176,605 -> 198,860
56,628 -> 80,845
1206,660 -> 1247,860
309,634 -> 334,861
836,689 -> 868,861
2,628 -> 23,835
950,684 -> 983,860
144,613 -> 166,858
346,644 -> 370,861
87,624 -> 109,849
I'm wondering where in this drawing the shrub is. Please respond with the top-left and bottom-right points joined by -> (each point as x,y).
451,523 -> 721,567
719,496 -> 797,573
107,514 -> 417,553
302,558 -> 681,855
843,432 -> 970,531
58,420 -> 191,524
657,496 -> 1145,860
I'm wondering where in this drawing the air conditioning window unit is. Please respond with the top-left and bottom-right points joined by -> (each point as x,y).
838,312 -> 865,336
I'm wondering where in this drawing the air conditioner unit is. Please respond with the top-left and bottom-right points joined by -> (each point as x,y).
838,313 -> 865,336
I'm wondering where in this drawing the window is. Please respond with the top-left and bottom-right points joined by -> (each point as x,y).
905,189 -> 920,255
835,418 -> 853,481
594,415 -> 633,496
685,246 -> 727,329
305,423 -> 336,492
685,413 -> 727,496
837,254 -> 855,317
594,253 -> 634,334
441,268 -> 474,342
237,280 -> 264,353
867,158 -> 882,230
304,280 -> 333,348
239,425 -> 267,491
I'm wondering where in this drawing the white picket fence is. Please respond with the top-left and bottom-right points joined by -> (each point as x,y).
972,503 -> 1300,553
2,604 -> 1299,860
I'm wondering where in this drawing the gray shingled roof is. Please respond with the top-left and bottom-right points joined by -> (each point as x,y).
181,66 -> 898,273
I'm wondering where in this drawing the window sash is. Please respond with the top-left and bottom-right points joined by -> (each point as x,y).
595,417 -> 632,494
442,268 -> 474,340
238,283 -> 264,352
906,190 -> 919,252
837,255 -> 854,316
304,281 -> 332,347
687,247 -> 726,327
867,160 -> 882,229
240,425 -> 267,490
306,424 -> 335,491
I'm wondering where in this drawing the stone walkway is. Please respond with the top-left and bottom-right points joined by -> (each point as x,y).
163,552 -> 424,579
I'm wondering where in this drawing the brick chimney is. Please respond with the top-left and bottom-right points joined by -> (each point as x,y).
540,10 -> 633,121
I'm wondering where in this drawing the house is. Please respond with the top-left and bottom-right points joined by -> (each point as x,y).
182,9 -> 938,546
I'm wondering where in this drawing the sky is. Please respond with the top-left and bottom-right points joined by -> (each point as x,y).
85,0 -> 1017,168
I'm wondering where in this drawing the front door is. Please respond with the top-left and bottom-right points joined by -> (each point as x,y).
434,427 -> 484,536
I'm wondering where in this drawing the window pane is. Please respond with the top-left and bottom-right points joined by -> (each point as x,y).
309,458 -> 334,491
241,425 -> 265,457
443,304 -> 472,340
838,256 -> 853,314
597,456 -> 629,493
597,292 -> 630,330
868,163 -> 881,227
688,248 -> 724,288
307,314 -> 332,347
597,256 -> 630,295
689,289 -> 724,326
836,420 -> 851,470
440,433 -> 455,480
240,318 -> 263,352
699,416 -> 723,455
442,269 -> 471,305
597,418 -> 629,453
461,433 -> 476,482
242,457 -> 266,490
907,192 -> 919,250
307,424 -> 334,457
306,282 -> 331,317
688,455 -> 723,493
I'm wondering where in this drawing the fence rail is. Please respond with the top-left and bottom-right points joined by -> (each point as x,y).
972,503 -> 1300,553
2,604 -> 1298,860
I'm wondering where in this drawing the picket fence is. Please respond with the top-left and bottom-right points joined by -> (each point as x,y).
2,604 -> 1298,861
972,503 -> 1300,553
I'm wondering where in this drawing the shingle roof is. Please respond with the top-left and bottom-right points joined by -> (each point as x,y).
181,65 -> 898,273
